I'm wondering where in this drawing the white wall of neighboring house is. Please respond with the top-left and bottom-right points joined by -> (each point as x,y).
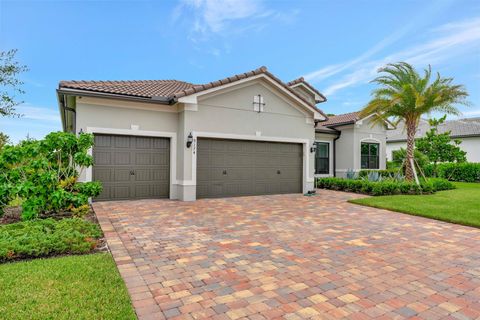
386,137 -> 480,163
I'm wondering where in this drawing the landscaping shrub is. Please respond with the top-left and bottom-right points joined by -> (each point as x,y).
0,132 -> 102,219
358,169 -> 398,179
0,218 -> 102,261
316,177 -> 453,196
423,162 -> 480,182
425,178 -> 456,191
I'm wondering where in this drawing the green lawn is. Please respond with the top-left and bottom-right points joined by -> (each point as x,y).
0,253 -> 136,320
349,182 -> 480,228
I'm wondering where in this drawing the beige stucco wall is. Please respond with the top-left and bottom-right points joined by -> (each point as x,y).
333,118 -> 388,177
74,79 -> 317,201
387,136 -> 480,162
290,85 -> 316,105
179,80 -> 316,199
76,97 -> 179,133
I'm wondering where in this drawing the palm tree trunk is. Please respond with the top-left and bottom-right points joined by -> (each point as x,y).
405,120 -> 416,181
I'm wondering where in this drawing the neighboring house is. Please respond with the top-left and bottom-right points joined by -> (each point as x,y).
315,112 -> 394,178
57,66 -> 386,201
387,118 -> 480,162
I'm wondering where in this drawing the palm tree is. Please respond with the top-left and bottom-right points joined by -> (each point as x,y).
361,62 -> 469,181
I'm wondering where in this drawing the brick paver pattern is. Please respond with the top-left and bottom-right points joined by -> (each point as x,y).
93,190 -> 480,320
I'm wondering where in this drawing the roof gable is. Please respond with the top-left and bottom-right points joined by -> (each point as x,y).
286,77 -> 327,103
58,66 -> 328,120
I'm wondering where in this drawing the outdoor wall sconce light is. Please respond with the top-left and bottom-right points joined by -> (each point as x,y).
310,143 -> 317,153
186,133 -> 193,148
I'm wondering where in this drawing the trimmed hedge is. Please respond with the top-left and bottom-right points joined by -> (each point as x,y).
358,169 -> 399,178
423,163 -> 480,182
0,218 -> 102,261
316,177 -> 455,196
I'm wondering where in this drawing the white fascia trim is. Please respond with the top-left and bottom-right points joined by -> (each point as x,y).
177,73 -> 325,120
85,127 -> 178,199
186,131 -> 314,189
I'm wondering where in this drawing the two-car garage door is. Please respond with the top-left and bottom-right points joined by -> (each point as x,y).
92,134 -> 302,201
196,138 -> 302,198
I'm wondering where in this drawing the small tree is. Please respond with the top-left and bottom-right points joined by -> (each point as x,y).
0,49 -> 28,117
392,148 -> 430,169
0,132 -> 9,150
0,132 -> 102,219
361,62 -> 469,181
416,115 -> 467,166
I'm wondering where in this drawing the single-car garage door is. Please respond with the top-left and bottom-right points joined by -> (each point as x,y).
197,138 -> 302,198
93,134 -> 169,201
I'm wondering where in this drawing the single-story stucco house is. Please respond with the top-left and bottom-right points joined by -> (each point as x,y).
57,67 -> 392,201
387,117 -> 480,162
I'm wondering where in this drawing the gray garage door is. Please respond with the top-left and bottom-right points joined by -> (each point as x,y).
93,134 -> 169,201
197,138 -> 302,198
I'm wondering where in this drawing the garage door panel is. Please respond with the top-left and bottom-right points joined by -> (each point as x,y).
114,152 -> 131,165
112,185 -> 131,199
227,168 -> 254,180
93,168 -> 113,182
94,152 -> 111,165
114,136 -> 131,148
114,168 -> 131,182
134,137 -> 153,149
153,153 -> 169,165
225,154 -> 255,167
211,153 -> 226,167
94,135 -> 112,147
197,168 -> 211,181
210,139 -> 227,151
197,138 -> 302,198
93,134 -> 169,201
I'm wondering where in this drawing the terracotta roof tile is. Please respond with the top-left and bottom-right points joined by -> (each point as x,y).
286,77 -> 327,102
58,66 -> 327,118
318,111 -> 361,127
59,79 -> 194,99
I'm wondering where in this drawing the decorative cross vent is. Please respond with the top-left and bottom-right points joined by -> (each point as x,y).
253,94 -> 265,113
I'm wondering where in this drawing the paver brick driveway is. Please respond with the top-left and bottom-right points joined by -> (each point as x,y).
93,190 -> 480,320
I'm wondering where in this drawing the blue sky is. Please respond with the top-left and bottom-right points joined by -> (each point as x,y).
1,0 -> 479,142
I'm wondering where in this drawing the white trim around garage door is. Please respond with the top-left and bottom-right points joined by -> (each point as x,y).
85,127 -> 177,199
186,131 -> 313,194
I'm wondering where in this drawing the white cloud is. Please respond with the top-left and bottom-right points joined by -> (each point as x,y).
16,103 -> 59,122
175,0 -> 263,35
316,16 -> 480,96
304,21 -> 417,83
463,109 -> 480,116
172,0 -> 295,52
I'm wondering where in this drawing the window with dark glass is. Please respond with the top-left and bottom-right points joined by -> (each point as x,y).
315,142 -> 329,174
361,142 -> 379,169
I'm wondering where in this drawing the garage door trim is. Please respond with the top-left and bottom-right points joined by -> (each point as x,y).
85,127 -> 177,199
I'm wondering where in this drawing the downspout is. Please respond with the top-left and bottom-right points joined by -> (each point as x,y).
61,93 -> 76,133
333,132 -> 341,177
